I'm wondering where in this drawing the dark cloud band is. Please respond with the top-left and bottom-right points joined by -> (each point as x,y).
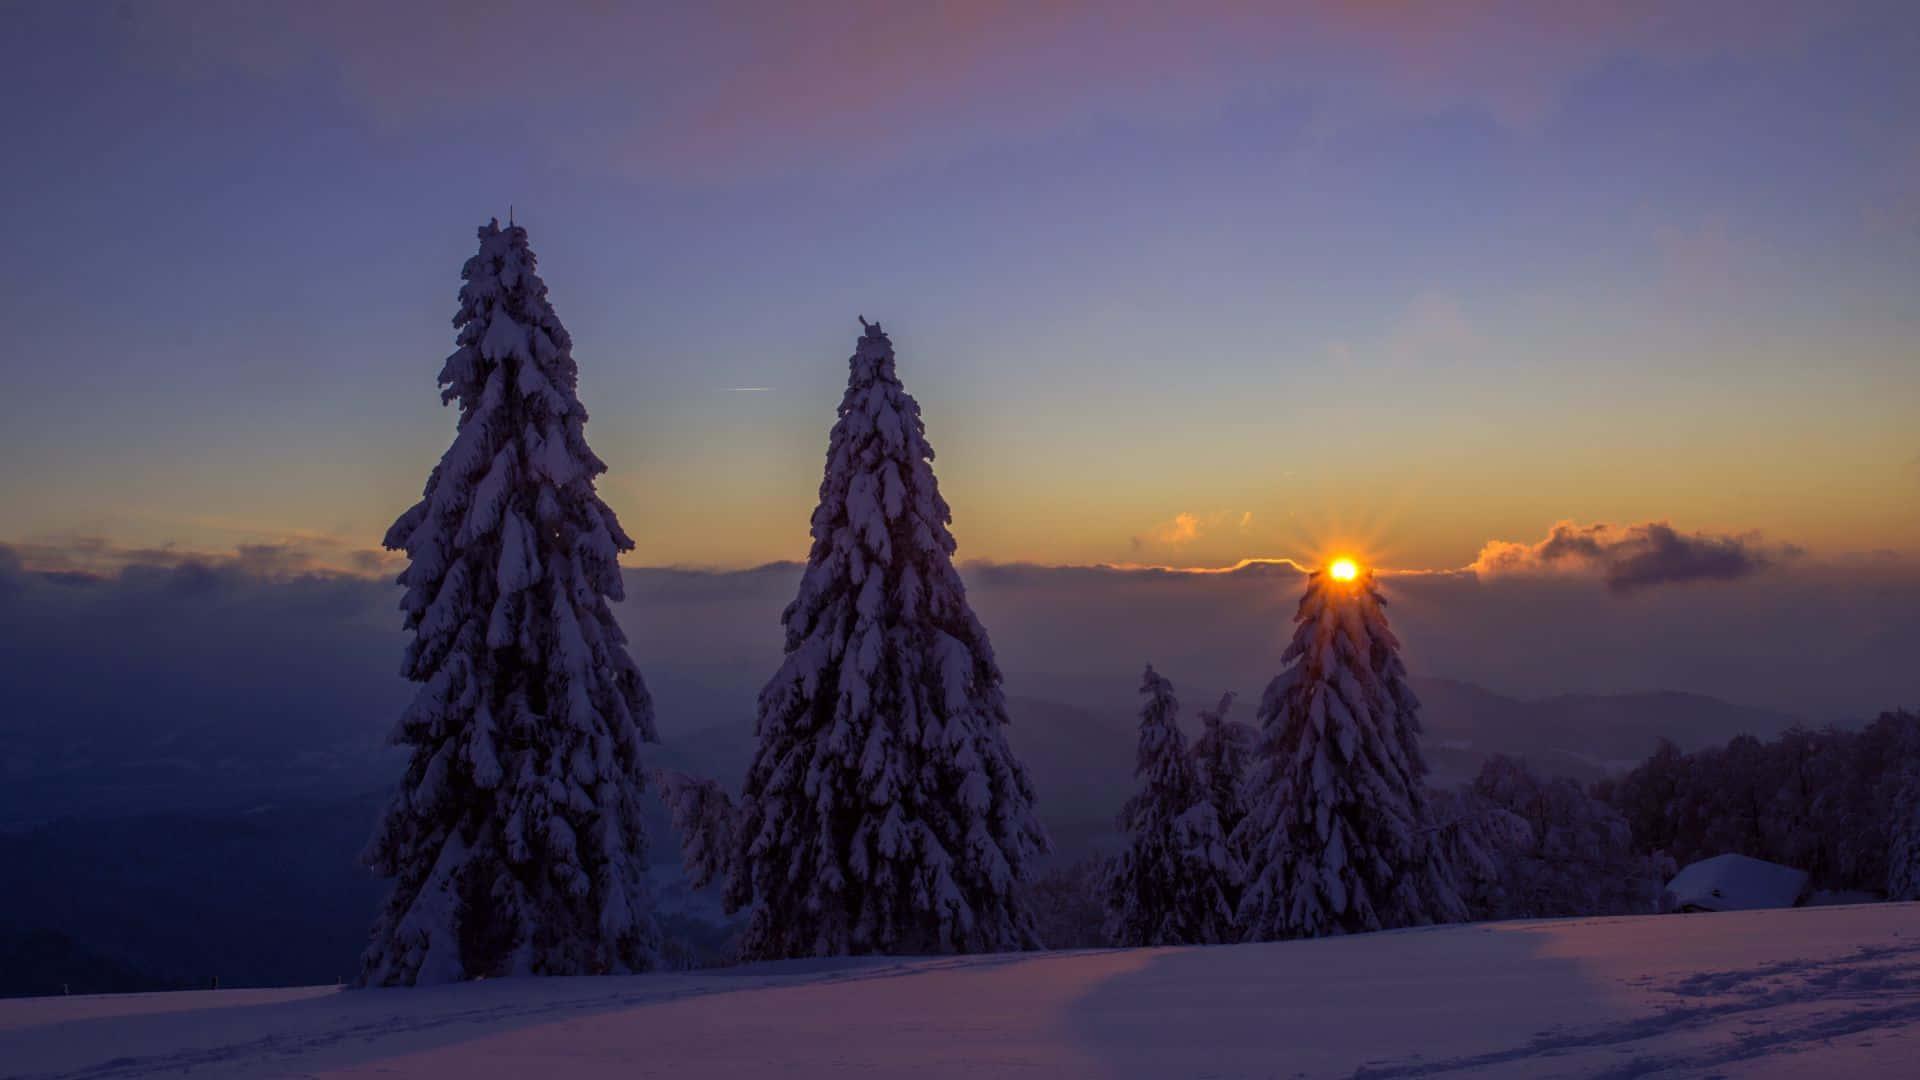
1473,520 -> 1788,592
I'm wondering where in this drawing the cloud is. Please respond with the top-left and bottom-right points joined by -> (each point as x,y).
3,535 -> 397,581
1472,520 -> 1791,592
1129,510 -> 1253,551
111,0 -> 1845,177
1134,512 -> 1201,549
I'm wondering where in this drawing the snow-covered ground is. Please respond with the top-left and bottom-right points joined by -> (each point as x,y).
6,904 -> 1918,1079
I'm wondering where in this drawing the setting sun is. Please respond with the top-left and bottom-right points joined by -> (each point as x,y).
1329,558 -> 1359,581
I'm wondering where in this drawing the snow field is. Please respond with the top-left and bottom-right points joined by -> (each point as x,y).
6,903 -> 1918,1079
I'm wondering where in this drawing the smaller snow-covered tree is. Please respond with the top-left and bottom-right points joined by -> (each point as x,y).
1191,691 -> 1256,843
1844,712 -> 1920,893
1429,782 -> 1531,920
1024,857 -> 1111,949
656,770 -> 735,891
1235,565 -> 1465,940
1603,738 -> 1689,859
1190,690 -> 1255,914
1442,756 -> 1671,920
1104,666 -> 1236,946
1885,716 -> 1920,901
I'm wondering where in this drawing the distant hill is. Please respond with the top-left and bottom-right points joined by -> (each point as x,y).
1413,677 -> 1802,787
648,696 -> 1135,867
0,930 -> 176,999
0,796 -> 387,991
0,669 -> 751,830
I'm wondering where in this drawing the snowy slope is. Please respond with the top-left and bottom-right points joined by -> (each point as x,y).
5,904 -> 1918,1079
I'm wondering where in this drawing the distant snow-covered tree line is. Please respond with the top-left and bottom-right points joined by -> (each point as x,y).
1599,711 -> 1920,900
1076,710 -> 1920,946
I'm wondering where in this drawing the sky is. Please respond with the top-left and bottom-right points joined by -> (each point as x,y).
0,0 -> 1916,576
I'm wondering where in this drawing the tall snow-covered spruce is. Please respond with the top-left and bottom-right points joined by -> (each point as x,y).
1104,666 -> 1236,946
361,219 -> 660,985
725,318 -> 1049,959
1235,564 -> 1465,939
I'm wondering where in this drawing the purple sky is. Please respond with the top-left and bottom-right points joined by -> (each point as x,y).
1,1 -> 1915,573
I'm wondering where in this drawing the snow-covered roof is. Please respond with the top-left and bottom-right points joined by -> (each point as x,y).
1666,853 -> 1808,912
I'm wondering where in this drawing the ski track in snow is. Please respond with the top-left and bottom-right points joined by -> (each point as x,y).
1350,938 -> 1920,1079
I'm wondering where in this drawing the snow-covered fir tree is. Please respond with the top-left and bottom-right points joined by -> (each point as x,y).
1235,565 -> 1466,939
1191,690 -> 1256,844
1024,856 -> 1111,949
655,769 -> 734,890
724,318 -> 1050,959
1104,666 -> 1236,946
361,219 -> 660,985
1429,781 -> 1530,919
1190,690 -> 1256,914
1437,755 -> 1671,920
1886,720 -> 1920,902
